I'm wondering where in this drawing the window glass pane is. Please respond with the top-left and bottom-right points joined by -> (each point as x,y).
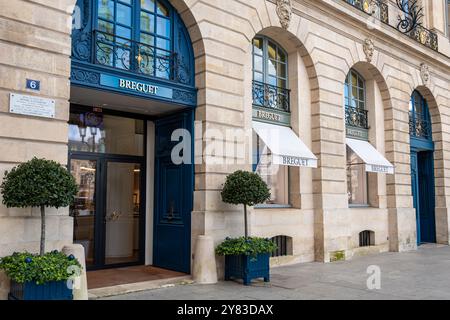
268,59 -> 277,76
277,79 -> 286,89
351,72 -> 358,86
277,62 -> 286,78
156,17 -> 171,37
141,0 -> 155,12
253,38 -> 263,55
253,72 -> 263,82
141,12 -> 155,33
253,133 -> 289,205
98,0 -> 115,20
117,3 -> 132,26
69,112 -> 145,156
347,147 -> 368,205
268,76 -> 277,86
140,33 -> 154,46
157,1 -> 170,16
98,20 -> 114,34
352,87 -> 358,100
268,42 -> 277,60
254,55 -> 263,72
116,26 -> 131,45
156,37 -> 170,51
278,49 -> 286,63
358,76 -> 364,89
358,88 -> 364,101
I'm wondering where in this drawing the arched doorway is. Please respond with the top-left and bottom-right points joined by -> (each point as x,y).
70,0 -> 196,273
410,90 -> 436,244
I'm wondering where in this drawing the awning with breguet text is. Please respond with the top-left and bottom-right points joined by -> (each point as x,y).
346,138 -> 394,174
252,121 -> 318,168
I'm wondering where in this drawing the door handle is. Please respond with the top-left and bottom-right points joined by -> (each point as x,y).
167,201 -> 175,221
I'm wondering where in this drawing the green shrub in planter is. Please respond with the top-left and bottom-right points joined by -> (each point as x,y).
221,170 -> 270,238
219,171 -> 276,285
216,237 -> 277,257
0,251 -> 81,285
0,157 -> 78,256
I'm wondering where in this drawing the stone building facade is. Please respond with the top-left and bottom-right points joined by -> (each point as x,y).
0,0 -> 449,298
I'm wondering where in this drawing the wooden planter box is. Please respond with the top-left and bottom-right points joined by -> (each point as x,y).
8,280 -> 73,300
224,253 -> 270,286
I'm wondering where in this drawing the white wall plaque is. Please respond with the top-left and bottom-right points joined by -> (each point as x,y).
9,93 -> 55,119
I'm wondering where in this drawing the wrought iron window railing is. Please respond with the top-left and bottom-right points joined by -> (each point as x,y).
252,81 -> 291,113
94,30 -> 177,81
345,106 -> 369,130
409,111 -> 432,140
343,0 -> 389,24
408,25 -> 439,52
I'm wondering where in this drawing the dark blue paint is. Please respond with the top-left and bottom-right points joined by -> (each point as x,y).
26,79 -> 40,91
8,280 -> 73,300
410,90 -> 436,244
153,109 -> 194,273
224,254 -> 271,286
71,0 -> 196,106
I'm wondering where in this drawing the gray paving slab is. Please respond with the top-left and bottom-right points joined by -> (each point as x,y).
102,245 -> 450,300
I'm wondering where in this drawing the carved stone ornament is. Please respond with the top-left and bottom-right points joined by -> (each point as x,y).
363,38 -> 374,63
276,0 -> 292,30
420,62 -> 430,85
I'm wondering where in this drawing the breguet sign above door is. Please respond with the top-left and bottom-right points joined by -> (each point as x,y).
100,74 -> 173,99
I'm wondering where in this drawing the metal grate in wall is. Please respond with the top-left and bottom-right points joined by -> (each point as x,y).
359,230 -> 375,247
271,236 -> 288,257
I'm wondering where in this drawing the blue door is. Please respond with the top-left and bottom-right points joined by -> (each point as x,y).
411,149 -> 436,244
153,110 -> 194,273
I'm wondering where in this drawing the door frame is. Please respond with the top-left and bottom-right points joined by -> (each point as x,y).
69,152 -> 147,271
411,141 -> 436,245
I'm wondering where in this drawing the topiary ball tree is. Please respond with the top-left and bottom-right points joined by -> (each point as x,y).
0,158 -> 78,256
221,170 -> 270,238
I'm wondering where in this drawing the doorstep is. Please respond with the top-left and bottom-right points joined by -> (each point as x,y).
88,275 -> 193,299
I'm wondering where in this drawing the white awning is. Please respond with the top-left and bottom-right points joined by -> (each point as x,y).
346,138 -> 394,174
253,121 -> 318,168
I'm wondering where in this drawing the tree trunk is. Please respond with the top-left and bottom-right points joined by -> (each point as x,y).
40,205 -> 46,256
244,204 -> 248,238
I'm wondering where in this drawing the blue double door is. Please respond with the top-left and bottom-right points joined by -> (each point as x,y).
411,148 -> 436,244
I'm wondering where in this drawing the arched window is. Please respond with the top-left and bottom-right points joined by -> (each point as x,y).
345,69 -> 368,206
252,37 -> 289,111
344,69 -> 368,129
410,90 -> 432,140
96,0 -> 173,79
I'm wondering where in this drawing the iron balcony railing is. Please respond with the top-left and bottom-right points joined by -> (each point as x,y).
252,81 -> 291,113
343,0 -> 389,24
409,25 -> 439,52
409,111 -> 432,140
345,106 -> 369,130
94,30 -> 176,81
342,0 -> 439,52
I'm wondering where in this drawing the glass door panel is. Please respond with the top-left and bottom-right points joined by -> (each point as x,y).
70,159 -> 97,268
105,162 -> 142,265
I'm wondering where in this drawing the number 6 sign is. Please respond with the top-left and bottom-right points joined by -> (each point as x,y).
26,79 -> 40,91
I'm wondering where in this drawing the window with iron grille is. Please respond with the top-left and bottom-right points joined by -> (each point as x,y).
271,235 -> 292,257
359,230 -> 375,247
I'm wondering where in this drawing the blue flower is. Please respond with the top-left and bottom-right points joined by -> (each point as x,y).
24,257 -> 32,264
68,254 -> 75,261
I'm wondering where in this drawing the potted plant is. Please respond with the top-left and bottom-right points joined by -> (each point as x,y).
217,170 -> 277,285
0,158 -> 79,300
0,251 -> 81,300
